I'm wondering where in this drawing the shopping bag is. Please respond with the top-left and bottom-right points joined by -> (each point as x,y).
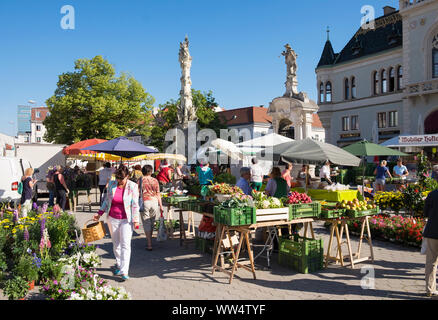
156,216 -> 168,242
421,227 -> 427,255
200,185 -> 210,197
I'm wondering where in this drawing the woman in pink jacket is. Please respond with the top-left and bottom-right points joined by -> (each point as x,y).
94,165 -> 140,281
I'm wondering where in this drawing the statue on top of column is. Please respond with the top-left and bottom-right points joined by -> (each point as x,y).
177,36 -> 197,128
282,44 -> 299,97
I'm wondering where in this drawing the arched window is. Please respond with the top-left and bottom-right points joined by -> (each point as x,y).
389,67 -> 395,92
351,77 -> 356,99
433,48 -> 438,78
397,66 -> 403,90
381,69 -> 387,93
319,82 -> 324,103
326,82 -> 332,102
344,78 -> 350,100
373,71 -> 379,95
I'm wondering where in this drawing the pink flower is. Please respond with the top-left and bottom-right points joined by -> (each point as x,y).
53,280 -> 58,285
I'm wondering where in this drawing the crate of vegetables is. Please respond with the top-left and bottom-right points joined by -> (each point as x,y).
285,192 -> 321,220
252,192 -> 289,222
213,206 -> 256,226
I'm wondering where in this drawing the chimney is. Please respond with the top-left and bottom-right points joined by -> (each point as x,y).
383,6 -> 396,16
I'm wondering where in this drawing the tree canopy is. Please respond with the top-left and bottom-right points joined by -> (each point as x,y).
44,55 -> 155,144
149,89 -> 226,152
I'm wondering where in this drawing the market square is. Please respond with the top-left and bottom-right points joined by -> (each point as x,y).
1,0 -> 438,303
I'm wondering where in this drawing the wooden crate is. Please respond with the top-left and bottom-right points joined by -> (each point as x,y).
256,208 -> 289,222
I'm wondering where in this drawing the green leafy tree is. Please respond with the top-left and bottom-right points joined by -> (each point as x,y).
44,55 -> 155,144
150,89 -> 226,152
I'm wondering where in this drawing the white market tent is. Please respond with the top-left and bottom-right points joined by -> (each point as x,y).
236,133 -> 294,155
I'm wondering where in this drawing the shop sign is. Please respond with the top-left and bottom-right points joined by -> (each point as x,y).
399,134 -> 438,145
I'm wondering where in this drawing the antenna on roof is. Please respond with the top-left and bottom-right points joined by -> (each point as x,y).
326,26 -> 330,41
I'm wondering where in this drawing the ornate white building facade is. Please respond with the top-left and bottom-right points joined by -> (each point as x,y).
316,1 -> 438,147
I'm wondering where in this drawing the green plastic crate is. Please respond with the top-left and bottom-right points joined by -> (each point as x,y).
195,237 -> 214,254
278,251 -> 324,274
279,236 -> 323,257
320,208 -> 346,219
288,202 -> 321,220
213,206 -> 256,226
345,206 -> 379,218
278,236 -> 324,274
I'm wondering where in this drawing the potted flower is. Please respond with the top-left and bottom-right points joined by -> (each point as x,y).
3,276 -> 29,300
13,255 -> 39,290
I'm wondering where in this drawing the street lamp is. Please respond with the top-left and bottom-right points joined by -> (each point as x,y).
27,100 -> 38,144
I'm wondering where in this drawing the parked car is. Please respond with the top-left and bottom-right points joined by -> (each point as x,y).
0,157 -> 34,207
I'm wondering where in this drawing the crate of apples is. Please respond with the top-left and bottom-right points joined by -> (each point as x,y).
336,198 -> 376,212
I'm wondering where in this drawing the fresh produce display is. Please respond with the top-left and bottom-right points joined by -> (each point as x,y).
336,198 -> 377,211
219,194 -> 254,209
252,191 -> 285,209
284,192 -> 312,205
209,183 -> 243,195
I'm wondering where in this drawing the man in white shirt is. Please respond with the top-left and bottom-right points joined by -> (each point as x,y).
98,162 -> 114,205
319,161 -> 333,185
250,158 -> 264,191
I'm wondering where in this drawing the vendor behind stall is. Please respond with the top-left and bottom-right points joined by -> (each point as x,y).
319,161 -> 333,186
297,165 -> 311,188
265,167 -> 290,198
236,167 -> 252,196
393,159 -> 409,190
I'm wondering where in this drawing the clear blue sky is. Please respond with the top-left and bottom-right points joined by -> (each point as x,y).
0,0 -> 399,136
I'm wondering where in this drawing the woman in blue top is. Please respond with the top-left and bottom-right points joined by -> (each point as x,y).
374,160 -> 392,192
196,162 -> 214,186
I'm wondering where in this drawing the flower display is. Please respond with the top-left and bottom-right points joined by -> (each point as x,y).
347,215 -> 425,247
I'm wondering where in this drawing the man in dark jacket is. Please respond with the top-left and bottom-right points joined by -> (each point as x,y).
424,189 -> 438,297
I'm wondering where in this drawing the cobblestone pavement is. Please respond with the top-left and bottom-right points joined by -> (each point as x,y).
1,191 -> 434,300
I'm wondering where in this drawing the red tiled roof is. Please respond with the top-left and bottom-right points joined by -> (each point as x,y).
218,107 -> 272,126
313,113 -> 323,128
219,107 -> 324,129
31,107 -> 49,122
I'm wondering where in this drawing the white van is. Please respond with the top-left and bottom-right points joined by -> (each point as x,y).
0,157 -> 33,206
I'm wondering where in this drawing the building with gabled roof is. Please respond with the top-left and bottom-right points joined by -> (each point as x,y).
316,1 -> 438,155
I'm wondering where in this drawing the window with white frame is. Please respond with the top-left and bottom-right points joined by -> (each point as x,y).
388,111 -> 398,127
342,117 -> 349,131
351,77 -> 356,99
326,82 -> 332,102
36,125 -> 41,131
378,112 -> 387,128
351,115 -> 359,130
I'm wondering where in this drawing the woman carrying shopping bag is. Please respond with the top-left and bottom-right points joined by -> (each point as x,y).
93,165 -> 140,281
140,165 -> 164,251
